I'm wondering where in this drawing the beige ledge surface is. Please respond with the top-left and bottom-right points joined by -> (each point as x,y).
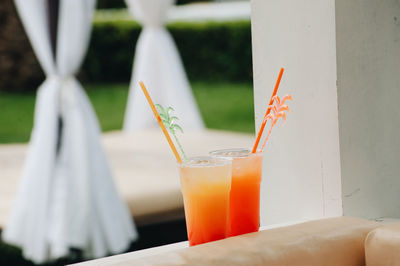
365,222 -> 400,266
72,217 -> 380,266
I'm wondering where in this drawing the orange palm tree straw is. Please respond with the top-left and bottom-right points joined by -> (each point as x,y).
139,81 -> 183,163
251,68 -> 284,153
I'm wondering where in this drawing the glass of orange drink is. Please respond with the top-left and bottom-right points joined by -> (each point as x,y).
210,149 -> 262,237
179,156 -> 232,246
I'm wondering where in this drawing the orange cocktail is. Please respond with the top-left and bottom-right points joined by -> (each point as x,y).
179,157 -> 232,246
210,149 -> 262,237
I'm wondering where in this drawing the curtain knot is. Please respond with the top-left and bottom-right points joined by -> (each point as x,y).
47,75 -> 75,84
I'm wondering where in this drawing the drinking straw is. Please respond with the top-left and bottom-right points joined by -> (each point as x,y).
251,68 -> 284,153
139,81 -> 183,163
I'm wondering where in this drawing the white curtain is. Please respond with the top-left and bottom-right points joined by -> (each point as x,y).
123,0 -> 204,131
3,0 -> 137,263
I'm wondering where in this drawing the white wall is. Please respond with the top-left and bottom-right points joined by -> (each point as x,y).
251,0 -> 343,225
336,0 -> 400,219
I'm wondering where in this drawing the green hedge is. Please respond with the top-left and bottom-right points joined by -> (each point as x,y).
81,19 -> 252,83
97,0 -> 125,9
97,0 -> 210,9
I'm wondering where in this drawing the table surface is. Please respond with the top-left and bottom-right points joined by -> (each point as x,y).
0,129 -> 253,228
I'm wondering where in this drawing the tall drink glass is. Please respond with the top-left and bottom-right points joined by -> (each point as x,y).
179,156 -> 232,246
210,149 -> 262,237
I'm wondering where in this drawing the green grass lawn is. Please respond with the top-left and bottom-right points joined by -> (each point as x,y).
0,82 -> 254,143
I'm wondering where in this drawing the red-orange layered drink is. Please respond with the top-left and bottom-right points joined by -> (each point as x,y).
210,149 -> 262,236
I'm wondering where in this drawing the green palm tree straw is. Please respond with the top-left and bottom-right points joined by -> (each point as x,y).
155,104 -> 187,161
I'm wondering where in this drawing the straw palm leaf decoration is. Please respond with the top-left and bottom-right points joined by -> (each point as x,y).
261,94 -> 292,150
155,104 -> 187,161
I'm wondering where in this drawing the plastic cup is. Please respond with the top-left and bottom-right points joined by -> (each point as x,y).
210,148 -> 262,236
179,156 -> 232,246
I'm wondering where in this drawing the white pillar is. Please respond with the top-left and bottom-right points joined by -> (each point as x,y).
251,0 -> 343,225
252,0 -> 400,225
336,0 -> 400,219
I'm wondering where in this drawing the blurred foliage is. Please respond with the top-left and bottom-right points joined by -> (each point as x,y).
80,20 -> 141,83
97,0 -> 125,9
176,0 -> 211,5
96,0 -> 210,9
0,5 -> 251,91
81,19 -> 252,84
0,0 -> 44,92
171,20 -> 252,82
